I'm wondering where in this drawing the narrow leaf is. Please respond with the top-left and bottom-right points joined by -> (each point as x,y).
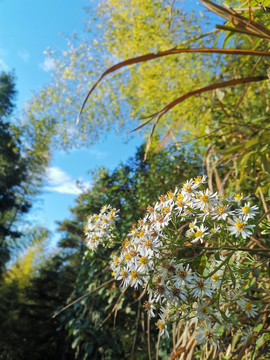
77,48 -> 270,123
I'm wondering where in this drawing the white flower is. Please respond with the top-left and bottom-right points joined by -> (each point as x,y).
117,268 -> 130,288
144,299 -> 156,318
172,263 -> 194,287
164,284 -> 188,304
194,175 -> 207,186
187,275 -> 215,299
236,202 -> 259,221
156,319 -> 169,338
212,203 -> 234,221
193,189 -> 217,212
233,193 -> 250,204
195,322 -> 221,348
191,224 -> 209,243
195,300 -> 213,320
238,299 -> 258,318
227,217 -> 254,239
241,326 -> 255,344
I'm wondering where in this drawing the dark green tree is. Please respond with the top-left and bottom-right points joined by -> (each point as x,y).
0,72 -> 31,272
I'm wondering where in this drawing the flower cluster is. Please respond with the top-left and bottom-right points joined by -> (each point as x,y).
85,205 -> 119,250
85,176 -> 260,348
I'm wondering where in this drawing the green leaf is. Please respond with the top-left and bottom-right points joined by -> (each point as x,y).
260,154 -> 270,173
256,335 -> 264,347
72,336 -> 80,349
253,323 -> 263,333
245,138 -> 259,149
223,144 -> 243,156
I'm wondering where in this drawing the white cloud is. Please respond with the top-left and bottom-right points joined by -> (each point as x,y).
0,58 -> 8,71
45,166 -> 91,195
18,50 -> 30,63
39,57 -> 55,72
89,149 -> 107,160
44,182 -> 82,195
46,166 -> 70,185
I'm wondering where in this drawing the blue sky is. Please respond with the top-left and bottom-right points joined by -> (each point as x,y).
0,0 -> 142,245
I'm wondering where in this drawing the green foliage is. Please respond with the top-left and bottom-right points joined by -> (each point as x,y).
57,144 -> 202,358
0,245 -> 78,359
25,0 -> 215,148
24,0 -> 270,198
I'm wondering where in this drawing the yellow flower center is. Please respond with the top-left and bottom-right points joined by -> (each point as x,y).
200,195 -> 208,203
93,235 -> 99,242
213,274 -> 219,281
184,185 -> 192,193
201,306 -> 207,314
121,270 -> 128,278
113,258 -> 120,266
217,206 -> 225,214
163,206 -> 170,214
130,250 -> 137,257
236,221 -> 245,230
124,253 -> 131,261
194,176 -> 202,184
245,302 -> 252,311
131,270 -> 138,279
123,238 -> 130,247
109,215 -> 114,220
189,222 -> 194,229
177,193 -> 183,201
195,230 -> 203,238
139,230 -> 145,238
147,206 -> 154,213
144,239 -> 152,248
167,190 -> 174,199
140,256 -> 147,265
234,193 -> 243,201
156,320 -> 165,330
242,206 -> 250,214
159,195 -> 166,202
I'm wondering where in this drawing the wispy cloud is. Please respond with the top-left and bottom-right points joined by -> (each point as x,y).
45,166 -> 91,195
0,58 -> 8,71
89,149 -> 107,160
18,50 -> 30,63
39,57 -> 55,72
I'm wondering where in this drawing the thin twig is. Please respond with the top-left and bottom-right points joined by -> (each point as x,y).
147,313 -> 152,360
168,0 -> 176,29
99,286 -> 128,328
257,208 -> 270,224
52,279 -> 114,318
258,186 -> 270,221
247,0 -> 254,21
131,299 -> 141,359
